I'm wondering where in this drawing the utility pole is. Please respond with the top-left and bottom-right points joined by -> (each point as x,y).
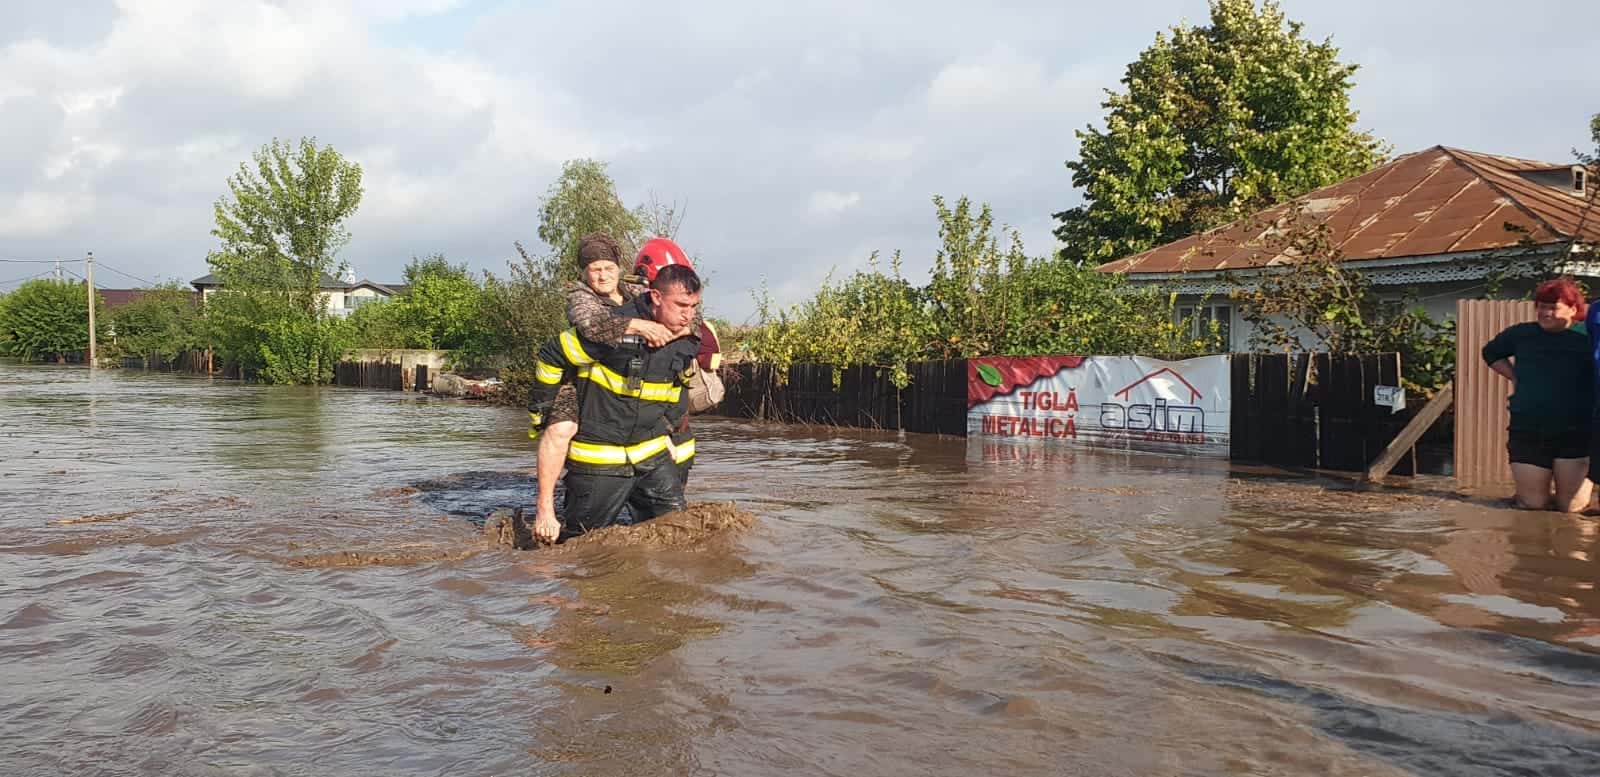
86,251 -> 96,370
55,256 -> 62,281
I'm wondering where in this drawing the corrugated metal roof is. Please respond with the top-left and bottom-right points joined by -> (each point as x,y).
1099,146 -> 1600,275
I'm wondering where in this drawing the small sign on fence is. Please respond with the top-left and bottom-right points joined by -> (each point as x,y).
1374,385 -> 1406,414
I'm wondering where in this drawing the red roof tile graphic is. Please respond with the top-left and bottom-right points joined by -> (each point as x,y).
968,356 -> 1085,408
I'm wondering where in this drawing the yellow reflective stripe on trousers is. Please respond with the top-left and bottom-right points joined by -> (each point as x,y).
559,330 -> 596,366
585,363 -> 683,403
672,438 -> 695,463
568,435 -> 672,466
534,360 -> 565,385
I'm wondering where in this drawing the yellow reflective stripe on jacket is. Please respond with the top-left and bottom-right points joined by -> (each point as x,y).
585,363 -> 683,403
568,435 -> 672,466
559,330 -> 596,366
534,360 -> 565,385
672,438 -> 695,463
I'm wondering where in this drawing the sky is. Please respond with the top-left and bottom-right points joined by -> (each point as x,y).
2,0 -> 1597,320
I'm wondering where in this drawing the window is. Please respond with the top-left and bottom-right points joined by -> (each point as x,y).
1176,304 -> 1232,352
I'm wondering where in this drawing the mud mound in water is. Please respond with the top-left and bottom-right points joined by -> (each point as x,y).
1225,478 -> 1449,513
562,502 -> 755,551
483,502 -> 754,552
483,509 -> 535,549
284,545 -> 484,569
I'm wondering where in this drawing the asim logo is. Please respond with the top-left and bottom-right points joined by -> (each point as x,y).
1100,367 -> 1206,436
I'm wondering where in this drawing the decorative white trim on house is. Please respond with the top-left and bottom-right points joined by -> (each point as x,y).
1121,245 -> 1577,296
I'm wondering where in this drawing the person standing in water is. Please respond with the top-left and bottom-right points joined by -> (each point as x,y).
527,263 -> 705,540
528,232 -> 683,534
1483,277 -> 1593,512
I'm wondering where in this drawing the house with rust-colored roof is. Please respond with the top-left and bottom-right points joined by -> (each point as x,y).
1096,146 -> 1600,351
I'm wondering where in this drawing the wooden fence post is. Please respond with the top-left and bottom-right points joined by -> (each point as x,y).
1366,382 -> 1454,482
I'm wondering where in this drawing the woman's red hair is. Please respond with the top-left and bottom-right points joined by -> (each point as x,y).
1534,277 -> 1588,319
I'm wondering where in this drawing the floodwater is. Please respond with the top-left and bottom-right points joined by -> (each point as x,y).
3,362 -> 1599,777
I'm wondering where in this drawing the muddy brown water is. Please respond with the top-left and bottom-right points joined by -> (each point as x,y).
3,362 -> 1598,776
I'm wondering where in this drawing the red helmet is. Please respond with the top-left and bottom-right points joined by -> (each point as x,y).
633,237 -> 693,284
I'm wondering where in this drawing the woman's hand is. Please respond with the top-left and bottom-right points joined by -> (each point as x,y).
626,319 -> 676,348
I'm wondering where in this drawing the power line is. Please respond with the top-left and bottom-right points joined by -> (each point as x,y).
94,260 -> 159,287
0,270 -> 56,286
0,258 -> 74,264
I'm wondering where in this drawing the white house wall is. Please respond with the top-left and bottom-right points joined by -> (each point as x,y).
320,290 -> 347,315
1173,277 -> 1542,353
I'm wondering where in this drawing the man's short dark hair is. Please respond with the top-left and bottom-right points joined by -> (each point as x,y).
651,264 -> 702,295
576,232 -> 622,270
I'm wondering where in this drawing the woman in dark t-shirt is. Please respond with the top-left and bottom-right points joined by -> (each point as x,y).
1482,277 -> 1593,512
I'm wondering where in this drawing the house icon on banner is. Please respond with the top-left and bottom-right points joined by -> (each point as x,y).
1115,368 -> 1204,403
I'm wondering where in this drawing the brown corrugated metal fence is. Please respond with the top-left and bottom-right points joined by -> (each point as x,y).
1455,299 -> 1535,489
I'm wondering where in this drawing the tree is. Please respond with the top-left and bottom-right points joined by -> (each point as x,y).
477,241 -> 571,403
401,255 -> 486,352
203,286 -> 349,384
1229,205 -> 1454,393
209,137 -> 364,310
204,137 -> 364,384
746,196 -> 1210,387
106,283 -> 204,364
1579,112 -> 1600,169
537,159 -> 643,265
1054,0 -> 1385,265
343,294 -> 414,350
925,196 -> 1019,358
0,279 -> 103,362
634,191 -> 688,241
747,253 -> 933,387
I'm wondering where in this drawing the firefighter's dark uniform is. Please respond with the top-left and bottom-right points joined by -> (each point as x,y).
528,296 -> 702,539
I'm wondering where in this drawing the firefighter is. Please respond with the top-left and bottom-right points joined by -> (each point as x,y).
630,237 -> 725,485
528,232 -> 684,535
527,262 -> 705,542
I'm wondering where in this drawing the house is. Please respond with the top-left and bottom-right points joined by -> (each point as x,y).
1096,146 -> 1600,351
98,288 -> 158,311
190,274 -> 405,317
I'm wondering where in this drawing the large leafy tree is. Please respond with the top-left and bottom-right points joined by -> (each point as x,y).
536,159 -> 643,267
1054,0 -> 1385,265
205,137 -> 363,383
0,279 -> 104,362
209,136 -> 364,309
401,255 -> 485,351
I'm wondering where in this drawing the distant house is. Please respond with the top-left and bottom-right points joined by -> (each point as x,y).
190,274 -> 406,317
98,289 -> 155,311
1096,146 -> 1600,351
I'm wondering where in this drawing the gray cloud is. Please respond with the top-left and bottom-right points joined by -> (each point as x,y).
0,1 -> 118,49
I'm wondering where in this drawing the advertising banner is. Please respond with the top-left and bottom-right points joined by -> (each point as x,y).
967,355 -> 1231,457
